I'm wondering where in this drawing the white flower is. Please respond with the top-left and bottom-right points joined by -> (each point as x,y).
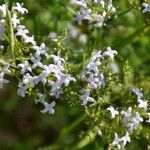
48,31 -> 57,39
86,61 -> 100,73
146,113 -> 150,123
135,112 -> 143,122
103,47 -> 118,59
112,133 -> 121,149
93,12 -> 106,27
18,61 -> 32,74
79,89 -> 95,106
80,7 -> 93,22
14,2 -> 28,14
73,0 -> 116,27
39,64 -> 62,84
33,43 -> 48,57
94,0 -> 104,7
71,0 -> 88,8
85,72 -> 105,89
17,82 -> 28,97
62,74 -> 76,86
41,101 -> 56,114
24,35 -> 36,45
42,64 -> 62,77
0,72 -> 9,88
23,73 -> 39,87
121,132 -> 130,146
68,24 -> 79,39
137,99 -> 148,111
90,51 -> 103,62
107,106 -> 119,119
142,3 -> 150,13
0,45 -> 4,49
112,132 -> 130,149
132,88 -> 143,99
97,129 -> 102,136
0,4 -> 7,17
50,54 -> 65,67
79,34 -> 88,44
11,14 -> 20,28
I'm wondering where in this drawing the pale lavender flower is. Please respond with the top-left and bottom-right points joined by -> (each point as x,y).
33,43 -> 48,57
15,25 -> 29,38
18,61 -> 32,74
50,54 -> 65,67
75,11 -> 84,25
129,112 -> 143,131
41,101 -> 56,114
79,89 -> 95,106
23,73 -> 39,87
17,82 -> 28,97
0,20 -> 5,40
132,88 -> 143,99
121,107 -> 132,127
31,56 -> 43,69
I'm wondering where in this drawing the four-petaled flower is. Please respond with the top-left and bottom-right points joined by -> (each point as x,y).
14,2 -> 28,14
107,106 -> 119,119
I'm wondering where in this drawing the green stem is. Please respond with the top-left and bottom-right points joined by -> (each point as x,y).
56,113 -> 87,144
40,113 -> 87,150
6,8 -> 15,64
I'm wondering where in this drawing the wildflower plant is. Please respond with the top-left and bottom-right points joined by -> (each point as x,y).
0,0 -> 150,149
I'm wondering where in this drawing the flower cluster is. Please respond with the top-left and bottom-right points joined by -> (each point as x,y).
17,38 -> 75,114
0,3 -> 75,115
71,0 -> 116,27
0,2 -> 150,149
112,132 -> 130,149
106,88 -> 150,149
80,47 -> 118,105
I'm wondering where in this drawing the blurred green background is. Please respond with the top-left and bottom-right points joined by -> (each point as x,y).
0,0 -> 150,149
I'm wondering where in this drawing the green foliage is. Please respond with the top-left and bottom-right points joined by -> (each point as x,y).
0,0 -> 150,150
